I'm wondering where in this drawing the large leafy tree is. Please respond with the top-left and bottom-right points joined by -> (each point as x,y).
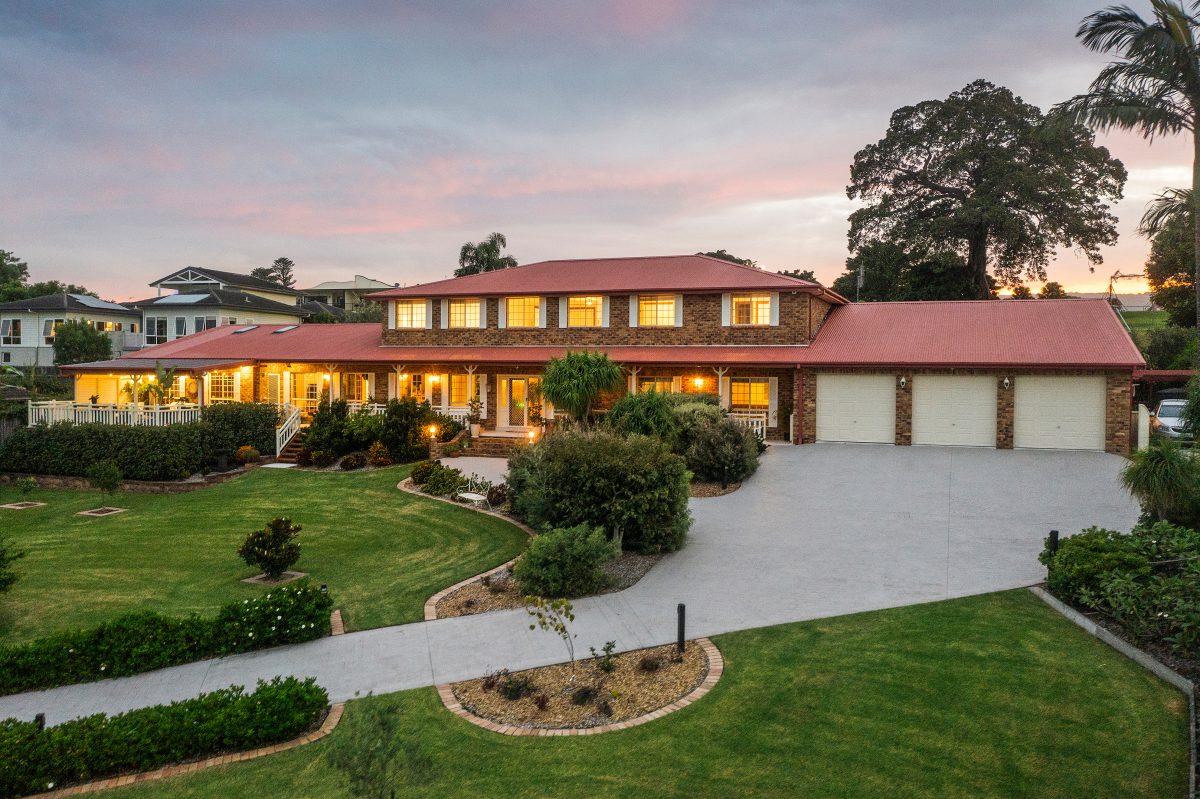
0,250 -> 29,286
698,250 -> 756,267
0,250 -> 94,302
250,256 -> 296,288
777,268 -> 817,281
455,232 -> 517,277
849,79 -> 1127,297
539,351 -> 624,429
1058,0 -> 1200,341
52,320 -> 113,365
830,242 -> 987,301
1145,211 -> 1196,326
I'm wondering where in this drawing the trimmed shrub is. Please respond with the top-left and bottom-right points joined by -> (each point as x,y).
235,445 -> 260,464
306,397 -> 462,461
202,402 -> 279,458
86,460 -> 122,500
508,431 -> 690,553
0,423 -> 206,481
339,452 -> 367,470
410,459 -> 439,485
296,447 -> 314,467
684,416 -> 759,485
345,410 -> 385,452
605,391 -> 680,445
379,397 -> 434,462
0,676 -> 327,798
513,524 -> 619,597
238,517 -> 302,579
305,400 -> 352,455
422,463 -> 467,497
367,441 -> 392,467
0,581 -> 332,695
310,450 -> 338,468
1039,527 -> 1150,604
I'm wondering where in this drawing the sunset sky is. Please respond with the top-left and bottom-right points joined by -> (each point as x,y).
1,0 -> 1191,301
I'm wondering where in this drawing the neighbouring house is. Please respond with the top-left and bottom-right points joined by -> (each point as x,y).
52,255 -> 1144,454
300,275 -> 395,311
0,293 -> 142,368
128,266 -> 308,345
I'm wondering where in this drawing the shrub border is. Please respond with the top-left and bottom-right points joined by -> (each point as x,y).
1029,586 -> 1196,799
435,638 -> 723,736
0,466 -> 257,493
23,703 -> 345,799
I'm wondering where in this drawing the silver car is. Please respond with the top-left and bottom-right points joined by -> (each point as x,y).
1153,399 -> 1191,440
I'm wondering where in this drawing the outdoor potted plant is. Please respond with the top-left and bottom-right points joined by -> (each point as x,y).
89,394 -> 99,405
467,395 -> 483,437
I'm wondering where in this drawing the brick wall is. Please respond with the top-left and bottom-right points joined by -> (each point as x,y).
380,292 -> 831,347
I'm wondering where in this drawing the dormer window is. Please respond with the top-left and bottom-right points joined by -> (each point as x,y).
505,296 -> 541,328
567,296 -> 603,327
731,293 -> 772,326
394,299 -> 427,329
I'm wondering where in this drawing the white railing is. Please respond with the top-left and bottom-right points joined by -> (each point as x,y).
345,401 -> 388,415
28,401 -> 202,427
275,404 -> 302,455
729,411 -> 768,439
440,406 -> 471,423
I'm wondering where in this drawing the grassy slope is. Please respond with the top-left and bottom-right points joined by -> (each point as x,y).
1120,310 -> 1169,332
0,467 -> 527,643
103,591 -> 1189,799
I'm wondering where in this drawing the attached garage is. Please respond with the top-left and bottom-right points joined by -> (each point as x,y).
1014,375 -> 1107,451
816,373 -> 895,444
911,375 -> 997,447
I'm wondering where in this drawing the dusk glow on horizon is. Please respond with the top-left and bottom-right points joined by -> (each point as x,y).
1,0 -> 1191,300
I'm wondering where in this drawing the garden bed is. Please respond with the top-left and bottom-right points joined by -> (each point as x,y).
689,480 -> 741,498
449,641 -> 711,730
435,552 -> 662,619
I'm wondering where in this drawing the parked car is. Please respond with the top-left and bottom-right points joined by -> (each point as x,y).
1152,399 -> 1192,441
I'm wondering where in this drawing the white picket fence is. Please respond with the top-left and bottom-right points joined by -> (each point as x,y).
27,401 -> 202,427
729,411 -> 768,439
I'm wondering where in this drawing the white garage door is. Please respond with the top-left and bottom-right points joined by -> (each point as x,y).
816,374 -> 895,444
911,375 -> 997,447
1014,375 -> 1107,450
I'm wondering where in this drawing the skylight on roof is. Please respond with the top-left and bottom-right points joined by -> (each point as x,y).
232,325 -> 259,334
272,325 -> 298,334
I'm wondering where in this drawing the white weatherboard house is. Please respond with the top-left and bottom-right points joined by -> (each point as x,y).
0,293 -> 142,368
129,267 -> 308,346
300,274 -> 395,311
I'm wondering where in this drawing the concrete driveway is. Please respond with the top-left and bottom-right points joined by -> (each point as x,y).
0,443 -> 1140,724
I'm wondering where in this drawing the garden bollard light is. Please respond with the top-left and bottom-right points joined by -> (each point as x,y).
320,583 -> 328,594
677,603 -> 686,654
34,713 -> 45,730
1048,530 -> 1059,555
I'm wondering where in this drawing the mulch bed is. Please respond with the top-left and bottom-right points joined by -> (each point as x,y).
240,570 -> 309,586
435,552 -> 663,619
451,642 -> 708,729
689,481 -> 741,498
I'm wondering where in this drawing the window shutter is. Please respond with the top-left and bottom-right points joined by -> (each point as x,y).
719,376 -> 731,409
768,377 -> 779,426
674,294 -> 683,327
424,300 -> 433,329
367,374 -> 376,402
387,301 -> 396,328
232,371 -> 242,401
671,376 -> 682,392
537,298 -> 547,328
721,294 -> 731,326
558,297 -> 568,328
498,300 -> 507,329
601,297 -> 610,328
283,371 -> 292,404
387,372 -> 397,399
769,294 -> 780,327
423,375 -> 433,403
202,373 -> 211,405
629,295 -> 639,328
440,373 -> 449,410
478,299 -> 487,329
479,374 -> 488,420
329,372 -> 340,400
440,299 -> 448,329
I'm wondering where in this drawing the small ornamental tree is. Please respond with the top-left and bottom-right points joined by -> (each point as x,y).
525,596 -> 577,676
86,461 -> 122,505
539,352 -> 624,429
238,517 -> 302,579
52,319 -> 112,366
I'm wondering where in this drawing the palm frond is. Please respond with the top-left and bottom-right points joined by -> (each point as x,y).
1138,187 -> 1194,235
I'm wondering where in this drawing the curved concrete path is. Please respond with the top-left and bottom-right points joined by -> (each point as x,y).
0,444 -> 1138,725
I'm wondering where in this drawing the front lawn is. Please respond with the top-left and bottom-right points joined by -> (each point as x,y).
101,591 -> 1189,799
0,467 -> 527,643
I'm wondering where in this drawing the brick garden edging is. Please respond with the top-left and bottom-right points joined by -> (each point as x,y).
26,703 -> 345,799
1029,586 -> 1197,799
436,638 -> 724,736
0,465 -> 257,494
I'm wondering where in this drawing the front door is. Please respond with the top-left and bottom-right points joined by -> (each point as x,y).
506,378 -> 528,427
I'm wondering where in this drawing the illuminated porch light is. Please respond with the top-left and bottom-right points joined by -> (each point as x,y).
692,377 -> 705,389
428,424 -> 438,437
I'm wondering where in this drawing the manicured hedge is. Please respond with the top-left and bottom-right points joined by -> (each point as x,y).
0,676 -> 327,798
513,524 -> 619,597
0,581 -> 332,696
0,403 -> 281,479
306,398 -> 463,462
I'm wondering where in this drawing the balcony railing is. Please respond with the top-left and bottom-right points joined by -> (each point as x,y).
28,401 -> 202,427
729,411 -> 768,439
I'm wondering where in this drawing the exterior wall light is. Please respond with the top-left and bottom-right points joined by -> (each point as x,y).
527,430 -> 537,441
1003,377 -> 1011,390
899,376 -> 906,389
692,377 -> 705,389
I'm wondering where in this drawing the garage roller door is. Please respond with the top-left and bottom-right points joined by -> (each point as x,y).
911,375 -> 997,447
816,374 -> 895,443
1014,375 -> 1106,450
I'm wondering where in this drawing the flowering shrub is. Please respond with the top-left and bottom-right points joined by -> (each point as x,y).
235,445 -> 261,464
0,581 -> 332,695
367,441 -> 392,467
0,676 -> 327,798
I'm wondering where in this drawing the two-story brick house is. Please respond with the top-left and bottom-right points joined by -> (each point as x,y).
57,254 -> 1144,454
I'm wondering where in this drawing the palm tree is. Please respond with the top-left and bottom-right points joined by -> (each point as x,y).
1057,0 -> 1200,344
539,352 -> 624,430
1138,186 -> 1193,236
1120,436 -> 1200,523
455,232 -> 518,277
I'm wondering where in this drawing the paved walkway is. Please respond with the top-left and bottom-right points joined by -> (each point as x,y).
0,444 -> 1139,725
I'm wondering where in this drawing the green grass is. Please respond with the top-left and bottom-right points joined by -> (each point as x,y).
1121,309 -> 1169,332
100,591 -> 1188,799
0,467 -> 527,643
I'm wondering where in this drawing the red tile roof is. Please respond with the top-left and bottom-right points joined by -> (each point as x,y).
369,255 -> 847,301
805,299 -> 1145,369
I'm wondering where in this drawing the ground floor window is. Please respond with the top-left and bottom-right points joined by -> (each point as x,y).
0,319 -> 20,345
449,373 -> 471,406
209,373 -> 236,401
637,376 -> 673,393
396,373 -> 424,399
293,373 -> 324,404
730,377 -> 769,412
42,318 -> 65,345
343,373 -> 370,402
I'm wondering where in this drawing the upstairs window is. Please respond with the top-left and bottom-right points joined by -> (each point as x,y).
394,300 -> 427,329
638,295 -> 676,327
42,318 -> 65,345
731,293 -> 772,326
175,317 -> 187,337
447,298 -> 481,329
194,316 -> 217,331
146,317 -> 168,345
505,296 -> 540,328
0,319 -> 21,345
567,296 -> 602,327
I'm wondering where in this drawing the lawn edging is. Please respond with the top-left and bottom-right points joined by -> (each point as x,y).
435,637 -> 724,736
24,703 -> 345,799
1029,585 -> 1197,799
